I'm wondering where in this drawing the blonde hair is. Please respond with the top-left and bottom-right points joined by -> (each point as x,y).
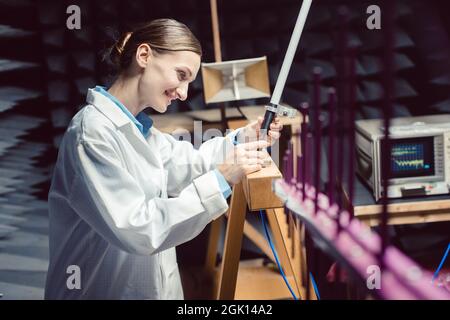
108,18 -> 202,72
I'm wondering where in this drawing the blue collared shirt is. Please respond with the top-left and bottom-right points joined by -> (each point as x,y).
94,86 -> 153,138
213,170 -> 232,199
94,85 -> 238,200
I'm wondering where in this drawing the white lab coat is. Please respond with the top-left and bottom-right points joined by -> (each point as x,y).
45,88 -> 234,299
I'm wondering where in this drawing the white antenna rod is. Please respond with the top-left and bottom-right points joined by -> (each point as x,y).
270,0 -> 312,105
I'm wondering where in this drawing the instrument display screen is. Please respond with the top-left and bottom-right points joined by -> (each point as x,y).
382,137 -> 435,178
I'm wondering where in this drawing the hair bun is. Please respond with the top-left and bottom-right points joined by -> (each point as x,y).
109,31 -> 133,70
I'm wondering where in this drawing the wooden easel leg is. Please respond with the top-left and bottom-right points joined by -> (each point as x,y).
205,216 -> 223,274
216,182 -> 247,300
266,208 -> 302,298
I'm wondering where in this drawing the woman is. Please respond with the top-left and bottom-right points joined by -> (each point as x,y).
45,19 -> 282,299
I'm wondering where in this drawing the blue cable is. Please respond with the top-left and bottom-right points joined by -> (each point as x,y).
259,210 -> 299,300
309,272 -> 321,300
432,243 -> 450,283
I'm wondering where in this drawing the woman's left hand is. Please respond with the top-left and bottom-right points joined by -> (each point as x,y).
236,116 -> 283,146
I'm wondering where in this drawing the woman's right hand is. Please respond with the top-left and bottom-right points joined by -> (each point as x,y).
217,140 -> 270,185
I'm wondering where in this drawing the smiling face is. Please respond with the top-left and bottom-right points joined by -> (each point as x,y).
134,44 -> 201,113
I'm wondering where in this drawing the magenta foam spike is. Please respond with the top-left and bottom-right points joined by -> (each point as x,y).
347,47 -> 357,220
335,5 -> 349,209
283,155 -> 289,183
300,102 -> 309,201
313,67 -> 322,213
327,88 -> 337,205
305,133 -> 314,189
380,0 -> 395,260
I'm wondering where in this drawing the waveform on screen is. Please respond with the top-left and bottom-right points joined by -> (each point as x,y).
393,159 -> 425,169
391,143 -> 429,172
391,149 -> 419,156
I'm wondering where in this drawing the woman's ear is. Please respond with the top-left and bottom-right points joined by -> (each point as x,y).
135,43 -> 152,68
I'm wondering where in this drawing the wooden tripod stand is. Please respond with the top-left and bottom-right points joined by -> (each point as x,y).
204,118 -> 316,300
